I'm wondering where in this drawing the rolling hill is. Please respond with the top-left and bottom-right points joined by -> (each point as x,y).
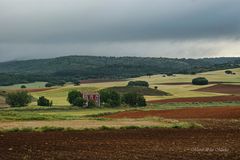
0,56 -> 240,86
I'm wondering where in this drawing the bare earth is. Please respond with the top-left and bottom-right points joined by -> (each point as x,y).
0,128 -> 239,160
104,107 -> 240,119
194,84 -> 240,95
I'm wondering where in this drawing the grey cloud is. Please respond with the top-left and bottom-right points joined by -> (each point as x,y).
0,0 -> 240,61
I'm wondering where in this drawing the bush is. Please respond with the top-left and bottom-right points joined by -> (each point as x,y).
88,99 -> 96,107
225,70 -> 233,74
37,96 -> 52,106
45,82 -> 54,87
99,89 -> 121,107
127,81 -> 149,87
21,85 -> 26,89
67,90 -> 83,105
73,80 -> 80,86
72,97 -> 86,107
192,77 -> 209,85
6,91 -> 32,107
122,93 -> 146,107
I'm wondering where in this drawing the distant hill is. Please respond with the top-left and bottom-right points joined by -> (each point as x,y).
0,56 -> 239,86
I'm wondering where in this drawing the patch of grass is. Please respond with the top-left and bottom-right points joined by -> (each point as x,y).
147,101 -> 240,111
0,122 -> 202,133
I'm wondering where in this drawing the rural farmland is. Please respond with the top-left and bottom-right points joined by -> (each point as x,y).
0,67 -> 240,159
1,1 -> 240,159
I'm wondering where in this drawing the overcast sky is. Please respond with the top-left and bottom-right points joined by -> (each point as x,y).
0,0 -> 240,61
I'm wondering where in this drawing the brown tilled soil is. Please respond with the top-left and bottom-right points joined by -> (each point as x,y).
194,84 -> 240,95
148,95 -> 240,103
104,107 -> 240,119
0,128 -> 239,160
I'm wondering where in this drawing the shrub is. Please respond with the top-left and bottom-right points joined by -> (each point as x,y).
122,93 -> 146,107
192,77 -> 208,85
73,80 -> 80,86
99,89 -> 121,107
21,85 -> 26,89
225,70 -> 233,74
88,99 -> 96,107
72,97 -> 86,107
127,81 -> 149,87
37,96 -> 53,107
6,91 -> 32,107
45,82 -> 54,87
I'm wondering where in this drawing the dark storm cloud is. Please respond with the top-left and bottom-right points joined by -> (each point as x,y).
0,0 -> 240,61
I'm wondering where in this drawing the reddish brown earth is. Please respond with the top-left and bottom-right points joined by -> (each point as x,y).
148,95 -> 240,103
157,82 -> 240,85
104,107 -> 240,119
80,79 -> 125,84
0,129 -> 239,160
194,84 -> 240,95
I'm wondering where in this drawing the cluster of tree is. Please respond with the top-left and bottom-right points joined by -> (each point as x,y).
192,77 -> 209,85
127,81 -> 149,87
5,91 -> 33,107
5,91 -> 53,107
0,56 -> 240,86
122,93 -> 146,107
99,89 -> 146,107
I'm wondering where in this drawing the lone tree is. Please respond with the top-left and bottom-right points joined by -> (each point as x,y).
122,93 -> 146,107
6,91 -> 32,107
127,81 -> 149,87
192,77 -> 209,85
37,96 -> 53,107
67,90 -> 85,107
21,85 -> 26,89
99,89 -> 121,107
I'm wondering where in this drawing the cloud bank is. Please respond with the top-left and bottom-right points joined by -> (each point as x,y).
0,0 -> 240,61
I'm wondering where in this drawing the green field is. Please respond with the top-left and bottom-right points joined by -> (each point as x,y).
0,68 -> 240,131
1,68 -> 240,106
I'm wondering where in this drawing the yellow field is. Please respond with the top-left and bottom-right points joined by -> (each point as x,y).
31,68 -> 240,105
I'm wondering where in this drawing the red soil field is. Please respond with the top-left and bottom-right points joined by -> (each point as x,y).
0,129 -> 239,160
148,95 -> 240,104
158,82 -> 240,85
194,84 -> 240,95
104,107 -> 240,119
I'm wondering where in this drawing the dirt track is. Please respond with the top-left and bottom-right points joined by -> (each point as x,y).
0,129 -> 239,160
148,95 -> 240,103
104,107 -> 240,119
194,84 -> 240,95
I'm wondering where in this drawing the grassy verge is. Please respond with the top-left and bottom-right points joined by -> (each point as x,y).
0,101 -> 239,121
0,122 -> 203,133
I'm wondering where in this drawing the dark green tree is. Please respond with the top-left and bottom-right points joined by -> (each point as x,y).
67,90 -> 83,105
99,89 -> 121,107
127,81 -> 149,87
6,91 -> 32,107
21,85 -> 26,89
72,97 -> 86,107
122,93 -> 146,107
37,96 -> 52,106
192,77 -> 209,85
